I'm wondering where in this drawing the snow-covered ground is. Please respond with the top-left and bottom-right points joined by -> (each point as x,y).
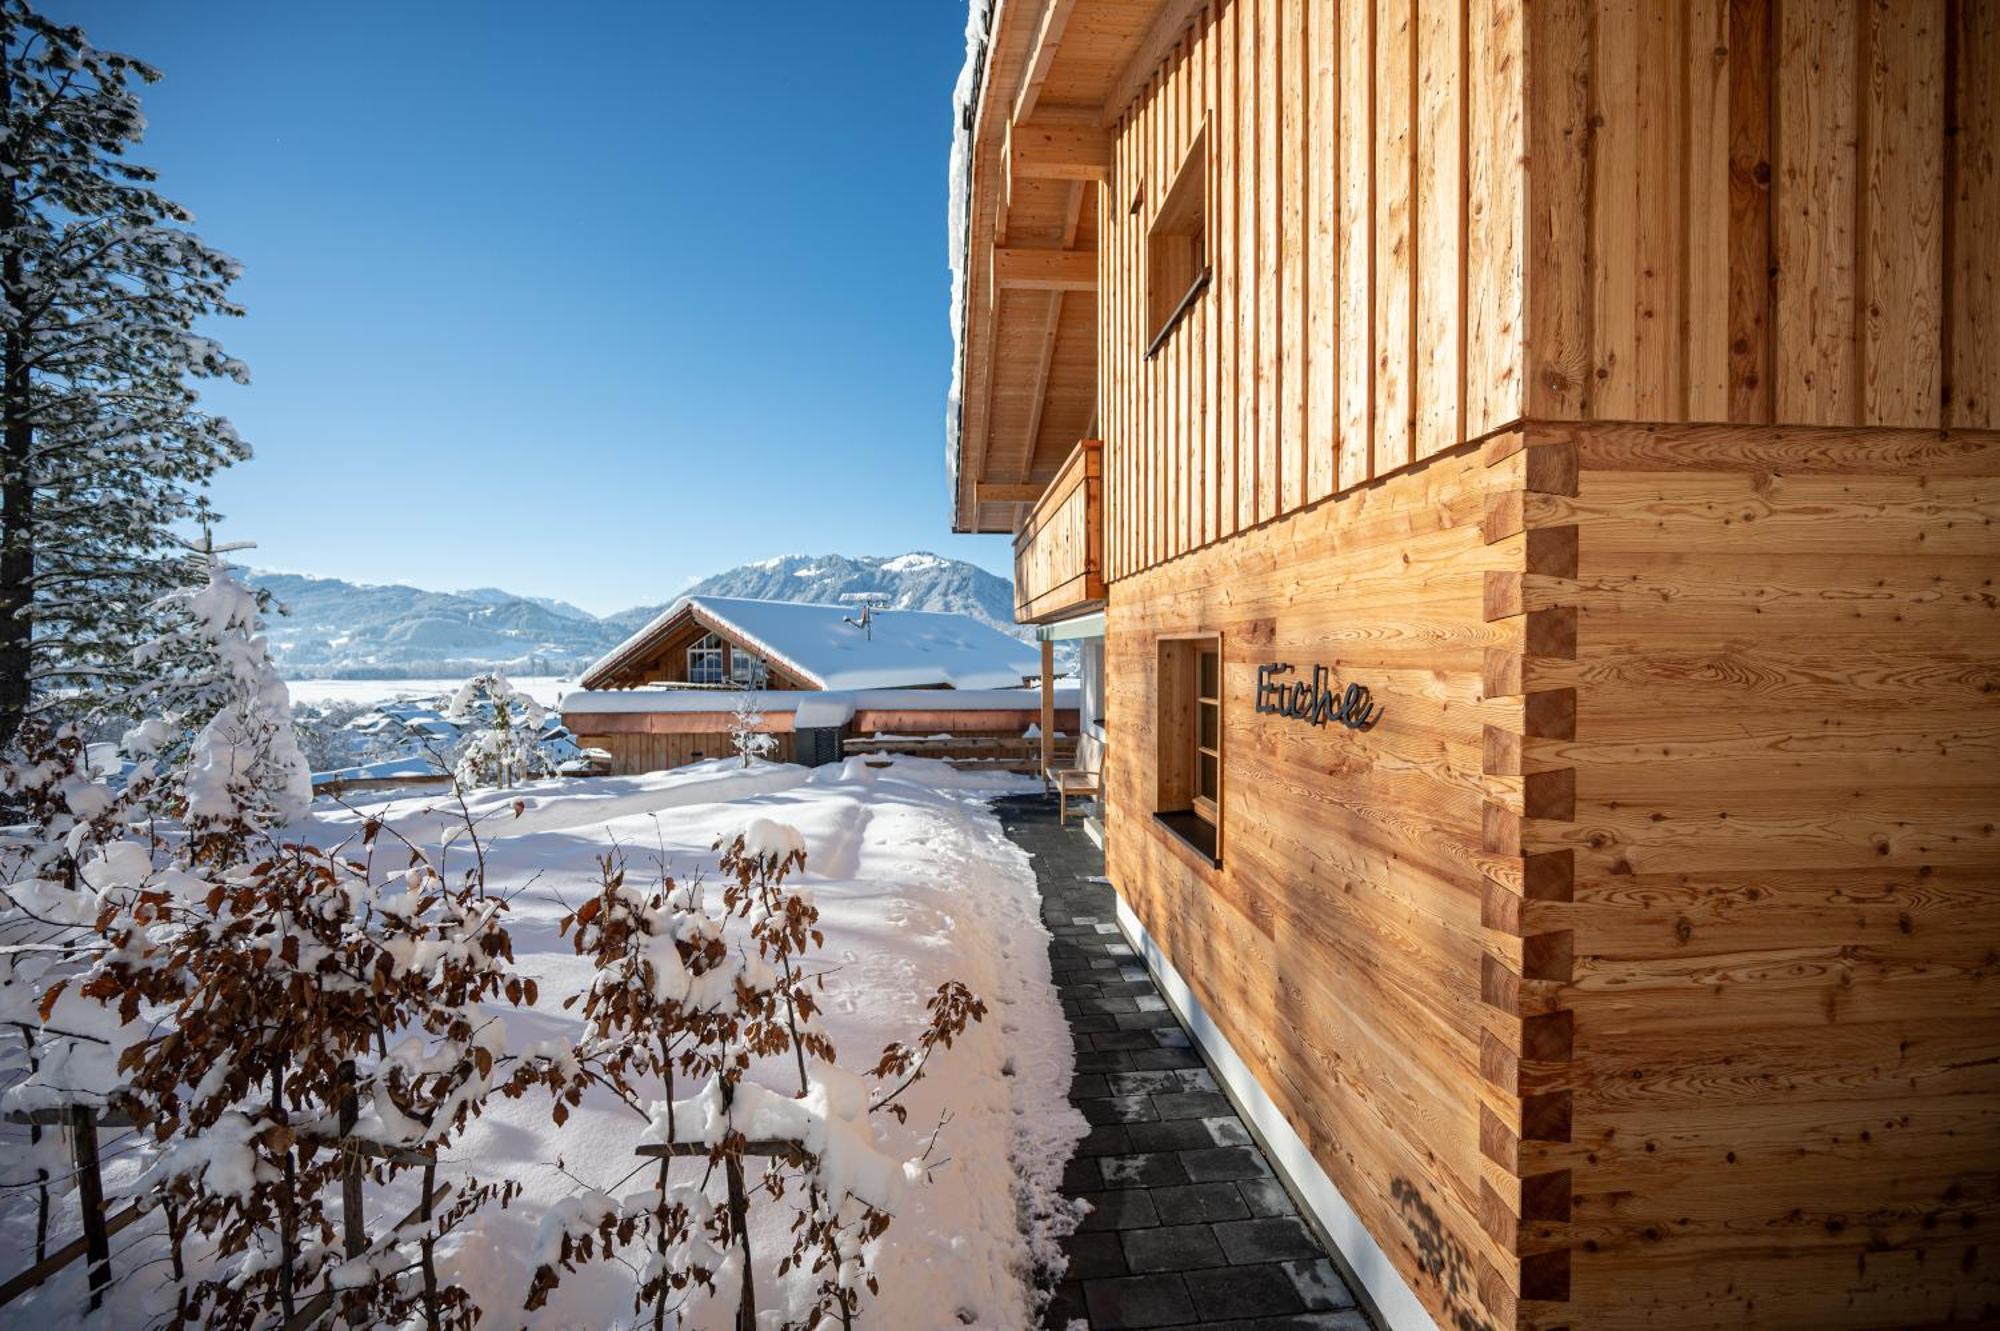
2,758 -> 1087,1330
285,675 -> 576,709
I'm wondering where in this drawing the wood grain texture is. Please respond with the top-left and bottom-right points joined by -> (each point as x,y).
1546,417 -> 2000,1328
1945,0 -> 1997,429
1105,445 -> 1525,1331
1014,439 -> 1107,622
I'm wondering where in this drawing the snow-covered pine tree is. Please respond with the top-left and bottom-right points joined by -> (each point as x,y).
128,544 -> 309,849
446,671 -> 551,790
0,2 -> 250,745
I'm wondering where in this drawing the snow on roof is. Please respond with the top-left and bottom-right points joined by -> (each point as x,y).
561,685 -> 1079,718
311,756 -> 448,786
947,1 -> 996,497
585,595 -> 1039,692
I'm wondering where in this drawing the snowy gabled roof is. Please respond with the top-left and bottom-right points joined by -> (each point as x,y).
581,596 -> 1040,692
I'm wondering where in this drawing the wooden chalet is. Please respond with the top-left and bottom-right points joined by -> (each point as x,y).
564,595 -> 1070,773
952,2 -> 1999,1329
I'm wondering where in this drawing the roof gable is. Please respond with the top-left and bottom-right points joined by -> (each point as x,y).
582,596 -> 1038,692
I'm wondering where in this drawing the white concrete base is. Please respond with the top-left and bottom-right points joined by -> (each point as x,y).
1113,891 -> 1439,1331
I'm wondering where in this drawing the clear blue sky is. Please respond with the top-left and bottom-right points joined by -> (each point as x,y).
53,2 -> 994,615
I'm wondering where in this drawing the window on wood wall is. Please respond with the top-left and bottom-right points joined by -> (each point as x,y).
687,631 -> 725,685
1145,128 -> 1209,358
1156,634 -> 1222,863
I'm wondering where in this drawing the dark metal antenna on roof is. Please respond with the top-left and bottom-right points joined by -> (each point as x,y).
840,592 -> 890,640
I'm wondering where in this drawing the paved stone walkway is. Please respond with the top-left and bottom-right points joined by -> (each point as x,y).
995,797 -> 1372,1331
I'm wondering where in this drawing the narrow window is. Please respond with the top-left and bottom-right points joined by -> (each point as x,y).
1156,634 -> 1222,863
730,649 -> 769,688
1145,127 -> 1209,357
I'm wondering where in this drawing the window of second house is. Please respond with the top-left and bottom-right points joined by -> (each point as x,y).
1156,634 -> 1222,864
1145,127 -> 1208,356
687,631 -> 726,685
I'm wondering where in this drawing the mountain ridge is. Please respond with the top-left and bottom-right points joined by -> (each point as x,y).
247,553 -> 1019,679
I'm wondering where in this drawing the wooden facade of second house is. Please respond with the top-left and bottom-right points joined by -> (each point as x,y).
954,3 -> 1999,1330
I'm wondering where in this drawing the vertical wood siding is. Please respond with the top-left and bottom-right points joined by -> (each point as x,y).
1523,0 -> 1990,432
1101,0 -> 1996,585
1101,0 -> 1523,584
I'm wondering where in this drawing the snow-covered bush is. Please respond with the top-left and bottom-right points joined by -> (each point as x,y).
69,812 -> 531,1329
509,821 -> 986,1329
730,690 -> 778,767
445,672 -> 552,790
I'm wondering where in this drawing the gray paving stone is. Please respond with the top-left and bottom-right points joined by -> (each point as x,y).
1109,1070 -> 1193,1095
1120,1223 -> 1228,1274
1214,1217 -> 1320,1265
1076,1124 -> 1134,1157
1154,1090 -> 1236,1120
1098,1152 -> 1193,1189
1150,1181 -> 1254,1226
1083,1273 -> 1197,1329
1077,1189 -> 1161,1232
1184,1263 -> 1309,1320
1236,1178 -> 1297,1217
1181,1147 -> 1272,1183
1080,1094 -> 1159,1125
1198,1313 -> 1372,1331
1205,1115 -> 1254,1147
1283,1258 -> 1358,1311
1125,1118 -> 1219,1152
1061,1230 -> 1128,1280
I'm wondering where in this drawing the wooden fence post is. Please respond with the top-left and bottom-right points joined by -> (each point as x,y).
336,1060 -> 365,1327
64,1105 -> 110,1311
15,1025 -> 48,1267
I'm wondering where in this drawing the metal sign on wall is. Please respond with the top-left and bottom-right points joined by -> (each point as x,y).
1254,664 -> 1379,731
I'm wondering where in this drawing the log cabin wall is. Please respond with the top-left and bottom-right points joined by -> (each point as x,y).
1509,420 -> 2000,1329
1089,2 -> 1999,1329
1104,439 -> 1532,1331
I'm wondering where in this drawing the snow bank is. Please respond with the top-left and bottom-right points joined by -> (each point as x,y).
6,757 -> 1084,1331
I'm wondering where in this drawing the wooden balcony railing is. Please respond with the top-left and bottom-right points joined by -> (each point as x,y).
1012,439 -> 1105,624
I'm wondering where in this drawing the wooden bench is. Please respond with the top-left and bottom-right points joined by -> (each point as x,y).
1047,732 -> 1105,827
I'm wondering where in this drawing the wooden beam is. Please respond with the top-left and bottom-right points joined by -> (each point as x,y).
995,245 -> 1098,291
1017,182 -> 1089,484
1013,0 -> 1080,125
1100,0 -> 1208,124
977,482 -> 1047,505
1040,639 -> 1056,780
1007,116 -> 1111,182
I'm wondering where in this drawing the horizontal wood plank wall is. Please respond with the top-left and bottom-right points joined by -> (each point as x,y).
1099,0 -> 1527,584
578,731 -> 797,775
1106,444 -> 1539,1331
1522,421 -> 2000,1329
1522,0 -> 1996,432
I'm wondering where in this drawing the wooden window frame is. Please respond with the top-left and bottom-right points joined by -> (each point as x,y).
687,631 -> 726,685
1155,632 -> 1222,866
1144,126 -> 1210,359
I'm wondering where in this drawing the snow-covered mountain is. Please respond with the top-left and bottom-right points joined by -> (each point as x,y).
607,552 -> 1019,640
248,553 -> 1021,680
